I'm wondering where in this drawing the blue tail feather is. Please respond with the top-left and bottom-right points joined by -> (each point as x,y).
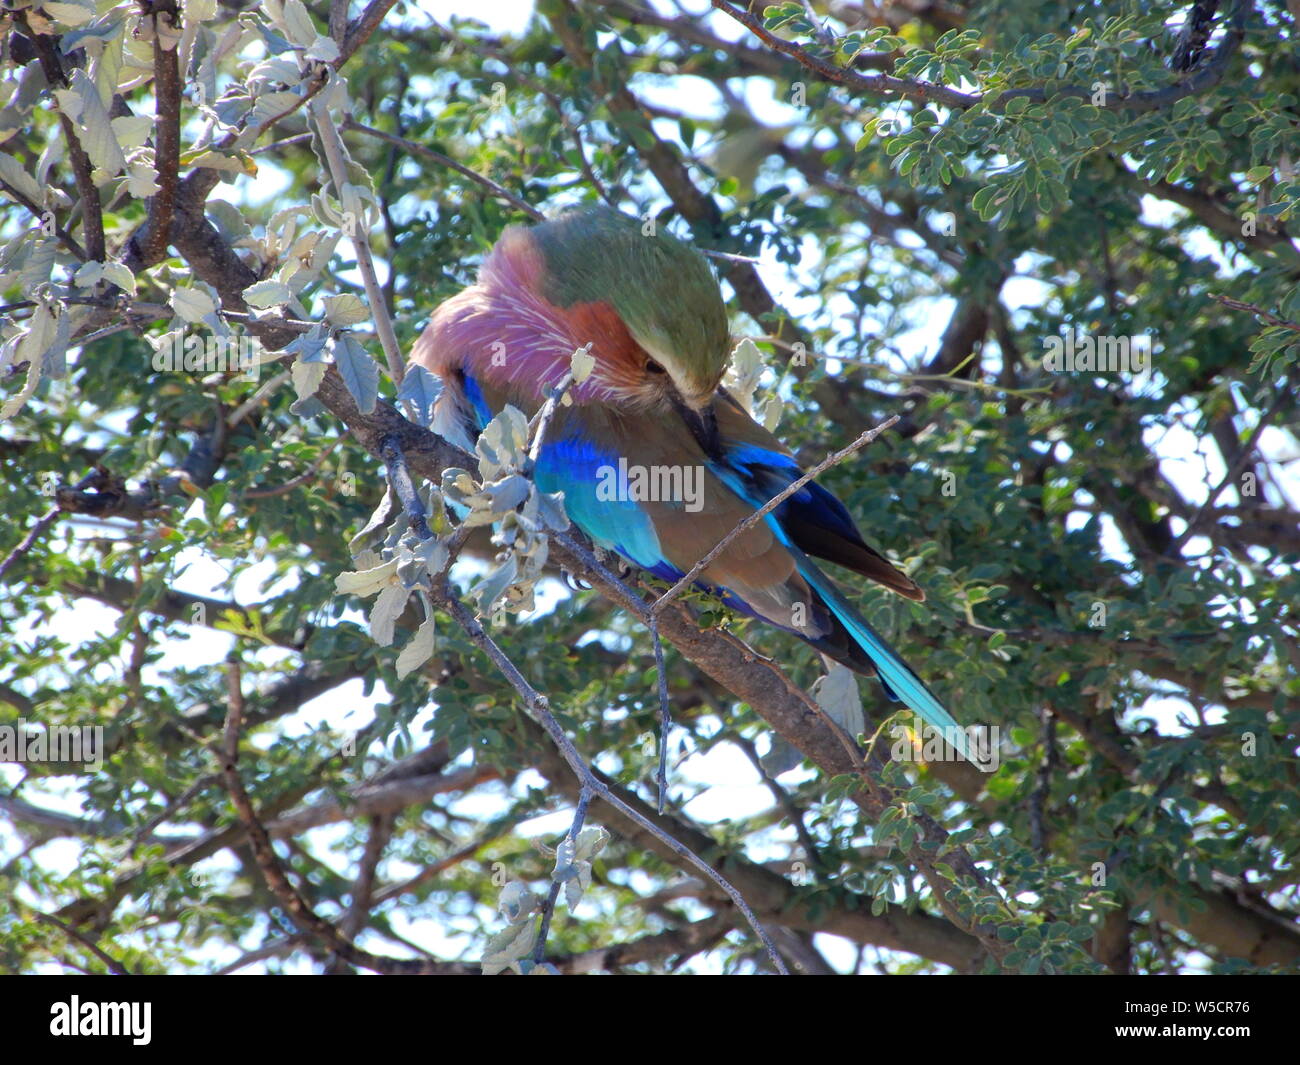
792,550 -> 971,760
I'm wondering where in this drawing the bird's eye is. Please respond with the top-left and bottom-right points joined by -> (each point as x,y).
645,360 -> 666,374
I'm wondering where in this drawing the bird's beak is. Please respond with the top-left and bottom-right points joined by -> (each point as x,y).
670,389 -> 720,457
677,386 -> 713,411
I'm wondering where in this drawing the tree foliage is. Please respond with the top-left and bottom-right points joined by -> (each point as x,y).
0,0 -> 1297,975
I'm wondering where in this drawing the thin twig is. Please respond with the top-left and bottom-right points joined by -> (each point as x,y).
218,658 -> 442,974
0,179 -> 87,260
711,0 -> 1246,115
75,322 -> 134,346
227,370 -> 293,428
245,438 -> 342,499
1211,293 -> 1300,333
1028,707 -> 1057,857
735,735 -> 824,870
330,812 -> 393,972
0,505 -> 64,583
495,61 -> 619,211
799,0 -> 836,49
250,132 -> 315,156
379,434 -> 432,539
129,775 -> 215,847
526,366 -> 676,812
343,118 -> 544,220
1169,388 -> 1289,553
340,0 -> 400,65
224,0 -> 400,153
649,614 -> 671,814
311,100 -> 407,387
554,493 -> 1014,960
329,0 -> 351,43
526,371 -> 576,470
532,785 -> 593,965
18,13 -> 105,260
213,935 -> 304,975
45,298 -> 322,339
0,469 -> 99,582
31,908 -> 133,976
432,581 -> 790,974
372,823 -> 518,905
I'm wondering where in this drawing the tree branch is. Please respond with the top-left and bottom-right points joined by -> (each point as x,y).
712,0 -> 1247,114
430,580 -> 791,974
218,657 -> 448,974
143,2 -> 183,263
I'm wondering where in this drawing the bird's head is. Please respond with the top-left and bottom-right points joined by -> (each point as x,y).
505,206 -> 730,410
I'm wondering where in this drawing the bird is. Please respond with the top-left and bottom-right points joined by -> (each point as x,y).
410,206 -> 968,756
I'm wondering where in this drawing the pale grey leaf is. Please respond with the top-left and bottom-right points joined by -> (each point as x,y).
574,826 -> 609,861
99,261 -> 136,296
397,363 -> 441,426
323,293 -> 368,327
498,881 -> 538,922
812,662 -> 864,738
0,152 -> 42,204
348,486 -> 396,556
171,286 -> 217,323
69,70 -> 126,178
284,324 -> 329,363
474,555 -> 518,613
475,405 -> 528,479
206,200 -> 251,245
243,279 -> 294,309
760,736 -> 803,777
281,0 -> 319,47
333,332 -> 379,414
368,581 -> 408,647
290,357 -> 326,401
395,615 -> 436,680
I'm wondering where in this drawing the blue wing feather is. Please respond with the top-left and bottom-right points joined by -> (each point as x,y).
461,371 -> 493,429
724,443 -> 863,547
534,436 -> 678,578
709,444 -> 969,756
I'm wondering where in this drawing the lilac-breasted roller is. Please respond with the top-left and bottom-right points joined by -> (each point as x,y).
411,207 -> 965,748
